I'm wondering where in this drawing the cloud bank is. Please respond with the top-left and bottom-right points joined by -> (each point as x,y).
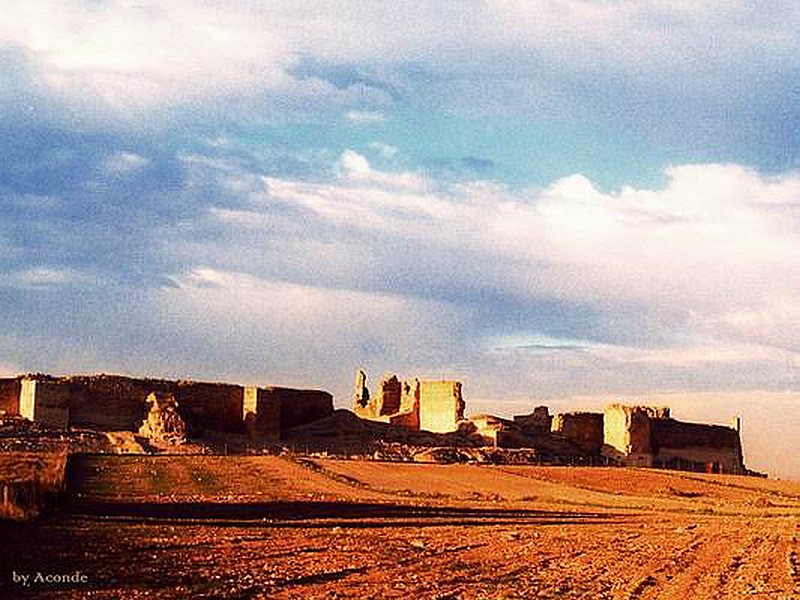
4,147 -> 798,400
3,1 -> 800,131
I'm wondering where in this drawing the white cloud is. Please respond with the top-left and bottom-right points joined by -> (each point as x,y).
256,152 -> 462,236
339,149 -> 372,176
102,151 -> 149,174
0,0 -> 293,112
484,1 -> 800,77
335,149 -> 429,190
345,110 -> 386,124
525,165 -> 800,313
209,157 -> 800,369
3,267 -> 103,289
3,1 -> 798,115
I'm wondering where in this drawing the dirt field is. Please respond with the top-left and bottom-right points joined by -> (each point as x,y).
0,451 -> 68,519
1,455 -> 799,599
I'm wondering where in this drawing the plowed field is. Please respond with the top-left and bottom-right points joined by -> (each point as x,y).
1,455 -> 798,599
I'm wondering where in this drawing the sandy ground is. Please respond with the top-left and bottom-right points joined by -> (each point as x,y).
1,455 -> 799,599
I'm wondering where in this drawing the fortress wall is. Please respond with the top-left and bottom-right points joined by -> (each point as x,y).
651,419 -> 743,473
170,382 -> 244,434
603,405 -> 630,456
243,387 -> 258,437
0,378 -> 20,415
627,409 -> 653,454
352,373 -> 402,420
19,379 -> 35,421
351,372 -> 462,432
259,387 -> 333,431
67,376 -> 154,431
353,370 -> 369,411
33,375 -> 245,434
650,419 -> 741,450
389,409 -> 419,429
387,378 -> 421,428
551,412 -> 604,455
19,379 -> 70,428
13,373 -> 333,439
418,381 -> 464,433
36,383 -> 74,429
514,406 -> 552,432
603,405 -> 652,456
468,414 -> 508,446
243,387 -> 281,441
654,446 -> 744,474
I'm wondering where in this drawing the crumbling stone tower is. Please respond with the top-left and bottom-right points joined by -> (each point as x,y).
352,369 -> 465,433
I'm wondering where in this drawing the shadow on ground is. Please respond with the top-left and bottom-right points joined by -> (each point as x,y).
60,499 -> 625,528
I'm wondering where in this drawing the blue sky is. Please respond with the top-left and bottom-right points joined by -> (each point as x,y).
2,1 -> 800,475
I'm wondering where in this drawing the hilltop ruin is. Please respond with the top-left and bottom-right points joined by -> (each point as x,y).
0,370 -> 749,475
0,374 -> 333,442
350,369 -> 746,474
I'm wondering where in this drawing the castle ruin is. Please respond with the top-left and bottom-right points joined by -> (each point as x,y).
350,368 -> 747,473
0,369 -> 749,475
352,370 -> 465,433
0,374 -> 333,441
602,404 -> 744,473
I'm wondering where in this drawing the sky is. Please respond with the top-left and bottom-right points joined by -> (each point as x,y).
1,1 -> 799,477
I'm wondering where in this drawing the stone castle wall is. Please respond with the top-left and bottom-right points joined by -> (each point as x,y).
603,403 -> 743,472
376,376 -> 402,416
170,381 -> 244,435
258,387 -> 334,431
354,374 -> 403,421
19,379 -> 70,428
65,376 -> 151,431
0,378 -> 20,415
418,381 -> 465,433
243,387 -> 282,441
654,446 -> 743,474
389,407 -> 419,429
650,419 -> 740,450
10,374 -> 332,440
551,412 -> 604,455
603,404 -> 662,463
651,419 -> 743,474
468,414 -> 508,446
39,376 -> 244,434
514,406 -> 552,431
